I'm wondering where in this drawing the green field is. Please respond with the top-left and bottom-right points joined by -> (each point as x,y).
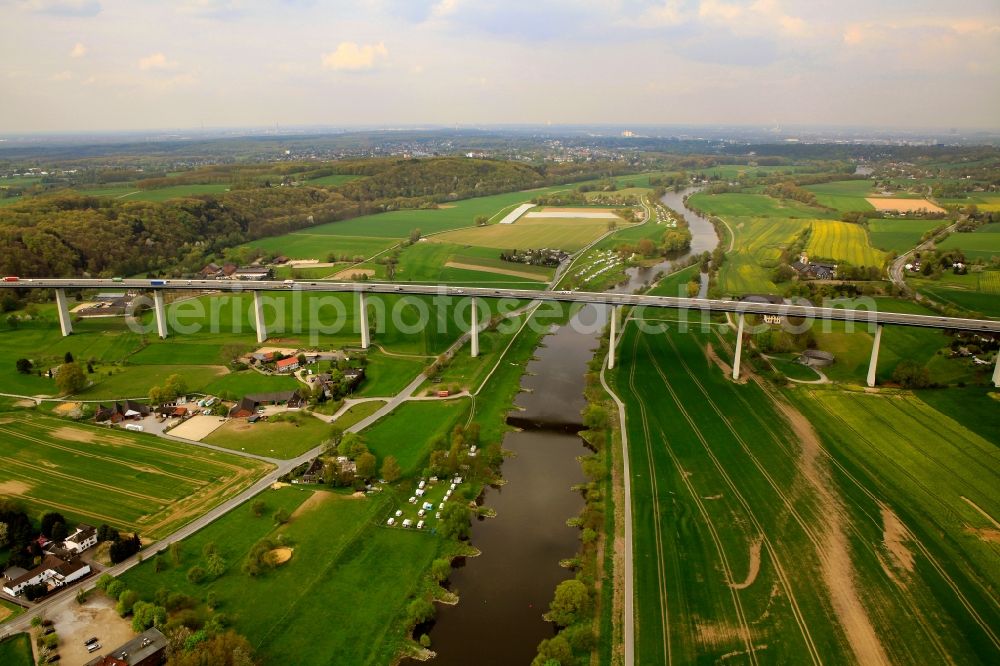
331,400 -> 386,429
203,370 -> 301,397
362,400 -> 469,477
868,218 -> 943,253
120,486 -> 442,665
77,183 -> 230,201
394,242 -> 551,286
937,224 -> 1000,261
804,180 -> 875,212
204,414 -> 331,459
688,192 -> 836,219
431,216 -> 614,252
813,297 -> 986,385
910,271 -> 1000,318
612,319 -> 1000,664
249,234 -> 398,262
0,412 -> 269,537
0,633 -> 33,666
717,216 -> 805,294
807,220 -> 886,266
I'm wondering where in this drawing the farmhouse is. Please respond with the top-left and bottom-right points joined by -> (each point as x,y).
2,554 -> 90,596
233,266 -> 272,281
95,400 -> 151,423
228,391 -> 305,418
791,254 -> 836,280
63,523 -> 98,553
84,627 -> 167,666
275,357 -> 300,373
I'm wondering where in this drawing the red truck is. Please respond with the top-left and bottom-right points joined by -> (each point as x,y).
2,276 -> 19,282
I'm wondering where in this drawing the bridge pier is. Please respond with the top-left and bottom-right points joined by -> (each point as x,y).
608,305 -> 618,370
252,291 -> 267,344
470,297 -> 480,358
359,292 -> 370,349
867,325 -> 883,387
993,352 -> 999,388
153,291 -> 168,339
732,313 -> 745,380
54,288 -> 73,336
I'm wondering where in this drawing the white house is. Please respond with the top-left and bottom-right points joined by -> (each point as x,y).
3,555 -> 90,596
64,524 -> 98,553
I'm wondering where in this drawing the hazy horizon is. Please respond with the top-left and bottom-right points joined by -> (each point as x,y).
3,0 -> 999,133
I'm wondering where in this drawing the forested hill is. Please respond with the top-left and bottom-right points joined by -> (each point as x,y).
0,157 -> 638,279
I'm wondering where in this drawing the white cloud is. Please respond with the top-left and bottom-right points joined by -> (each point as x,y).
69,42 -> 87,58
431,0 -> 460,19
138,53 -> 178,71
321,41 -> 389,71
642,1 -> 687,27
23,0 -> 101,17
699,0 -> 807,36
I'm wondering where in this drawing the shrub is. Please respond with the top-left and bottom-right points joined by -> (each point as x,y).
186,566 -> 207,584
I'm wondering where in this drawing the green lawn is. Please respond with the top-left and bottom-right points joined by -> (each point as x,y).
331,400 -> 386,429
0,633 -> 33,666
204,413 -> 331,459
120,487 -> 443,666
362,400 -> 469,477
355,353 -> 428,397
0,411 -> 269,537
813,298 -> 987,385
203,370 -> 301,398
0,598 -> 25,623
868,219 -> 943,253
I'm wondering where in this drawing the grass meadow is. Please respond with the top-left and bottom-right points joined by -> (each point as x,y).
937,224 -> 1000,261
716,216 -> 805,294
120,487 -> 443,665
0,633 -> 33,666
868,218 -> 943,253
0,411 -> 269,536
687,192 -> 837,219
430,216 -> 615,251
804,180 -> 875,212
203,415 -> 331,459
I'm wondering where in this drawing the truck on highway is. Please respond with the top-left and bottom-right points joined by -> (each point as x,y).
2,276 -> 19,282
112,277 -> 123,282
149,280 -> 166,286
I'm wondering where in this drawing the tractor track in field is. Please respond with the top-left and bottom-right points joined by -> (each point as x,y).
0,446 -> 173,504
0,423 -> 210,486
626,335 -> 672,665
714,364 -> 956,663
646,334 -> 819,665
664,331 -> 889,665
803,396 -> 1000,652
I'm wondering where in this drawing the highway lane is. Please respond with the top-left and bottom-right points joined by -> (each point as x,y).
2,277 -> 999,332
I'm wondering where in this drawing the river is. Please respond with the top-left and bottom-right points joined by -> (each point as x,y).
410,187 -> 718,664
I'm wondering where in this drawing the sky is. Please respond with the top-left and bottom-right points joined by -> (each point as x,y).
2,0 -> 999,132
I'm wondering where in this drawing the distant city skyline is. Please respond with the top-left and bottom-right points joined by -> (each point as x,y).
2,0 -> 998,132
